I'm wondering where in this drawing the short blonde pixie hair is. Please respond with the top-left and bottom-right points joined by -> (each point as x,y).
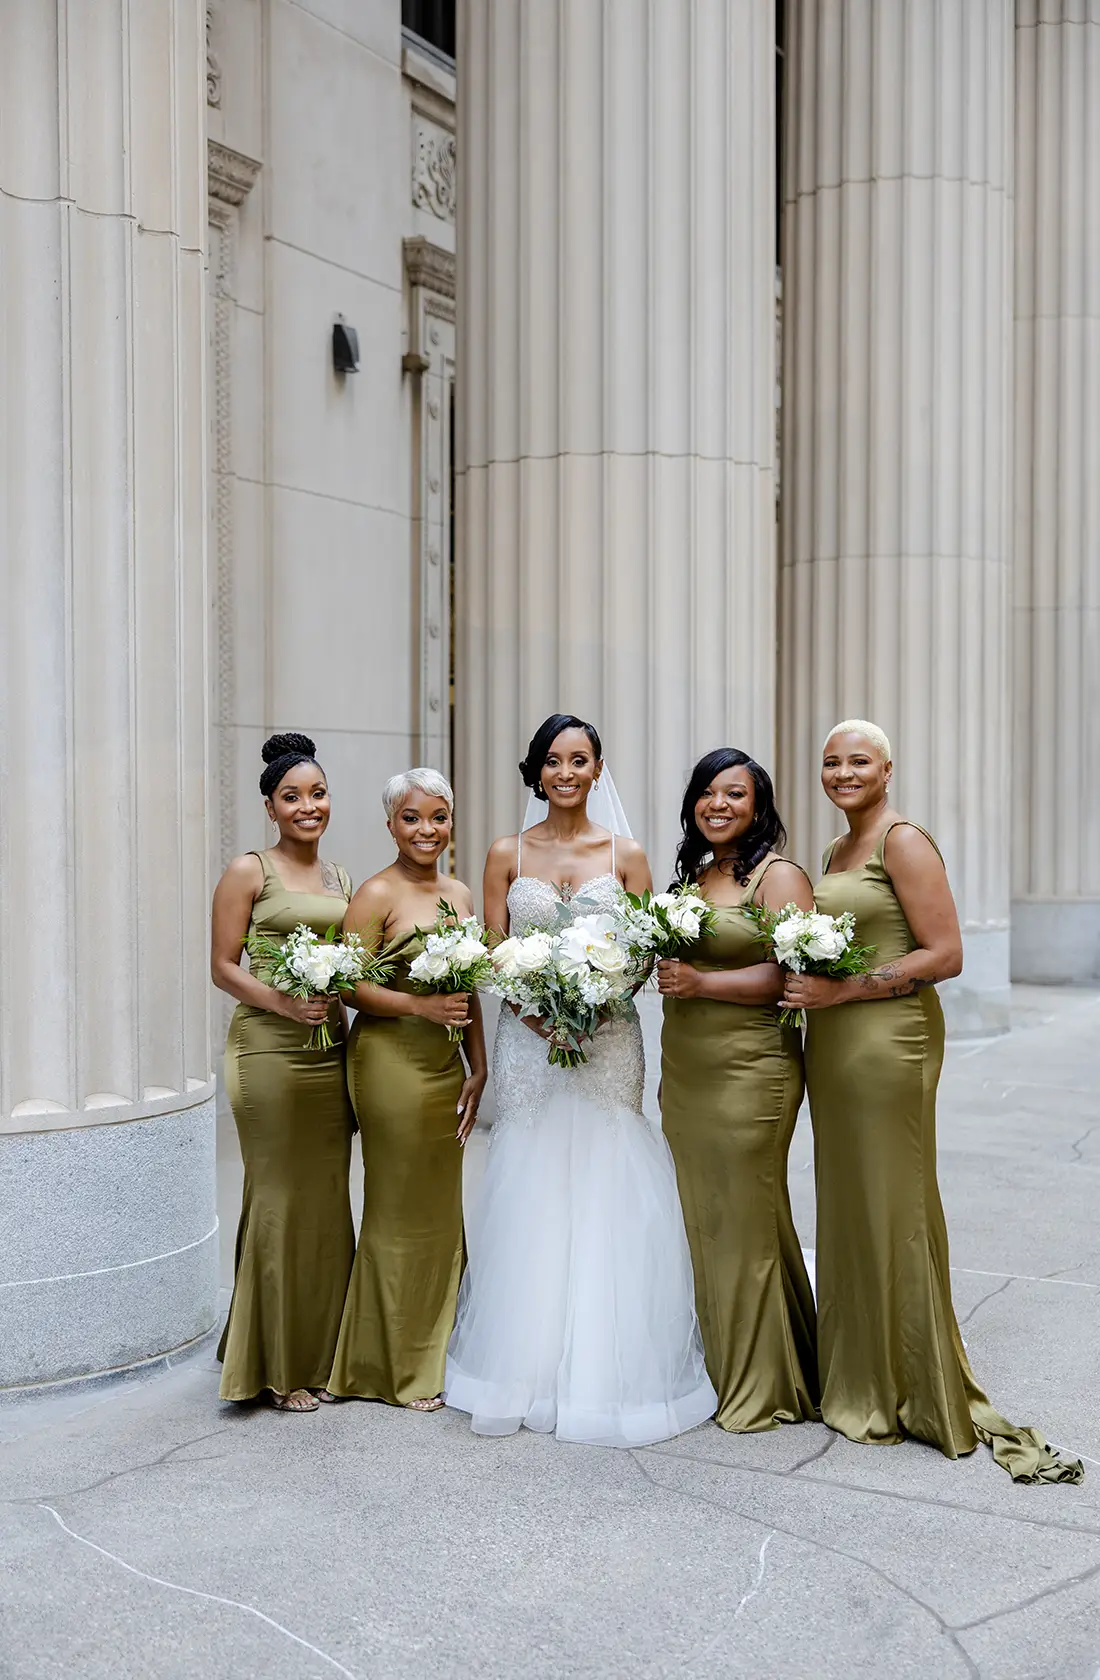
823,719 -> 892,762
382,767 -> 455,819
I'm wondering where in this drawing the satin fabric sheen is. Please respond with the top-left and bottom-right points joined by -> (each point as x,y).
218,853 -> 356,1401
808,823 -> 1082,1483
661,858 -> 819,1432
327,929 -> 465,1404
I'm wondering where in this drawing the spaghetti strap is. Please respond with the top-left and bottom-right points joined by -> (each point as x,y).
610,831 -> 616,877
516,830 -> 522,878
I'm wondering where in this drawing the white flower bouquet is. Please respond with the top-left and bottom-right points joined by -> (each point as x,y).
408,900 -> 495,1042
246,922 -> 392,1050
617,883 -> 719,962
486,906 -> 638,1069
741,902 -> 876,1028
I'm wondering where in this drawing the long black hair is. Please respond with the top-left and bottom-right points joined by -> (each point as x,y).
671,748 -> 786,887
259,731 -> 323,800
519,713 -> 603,801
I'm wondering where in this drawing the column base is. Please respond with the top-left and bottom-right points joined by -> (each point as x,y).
0,1089 -> 218,1390
940,929 -> 1011,1037
1011,899 -> 1100,985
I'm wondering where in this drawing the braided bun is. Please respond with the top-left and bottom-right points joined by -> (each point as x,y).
259,732 -> 322,799
262,731 -> 316,764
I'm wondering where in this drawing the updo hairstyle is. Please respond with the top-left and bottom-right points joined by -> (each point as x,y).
672,747 -> 787,888
519,714 -> 603,802
259,732 -> 323,800
382,768 -> 455,820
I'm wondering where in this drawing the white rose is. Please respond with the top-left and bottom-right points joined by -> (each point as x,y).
490,937 -> 523,979
564,914 -> 628,977
651,893 -> 677,909
666,903 -> 701,937
452,936 -> 486,968
772,916 -> 804,958
512,931 -> 554,974
301,951 -> 336,990
411,949 -> 450,982
804,926 -> 846,962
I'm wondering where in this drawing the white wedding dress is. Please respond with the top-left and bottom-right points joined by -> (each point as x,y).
445,859 -> 717,1448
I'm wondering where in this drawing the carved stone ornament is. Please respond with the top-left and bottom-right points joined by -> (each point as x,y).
206,5 -> 222,108
403,236 -> 456,300
208,140 -> 262,211
413,122 -> 456,222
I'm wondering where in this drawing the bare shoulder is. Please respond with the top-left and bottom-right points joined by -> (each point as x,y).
348,870 -> 396,914
614,835 -> 647,866
440,874 -> 476,915
485,834 -> 520,870
220,852 -> 264,891
763,858 -> 810,894
883,820 -> 943,872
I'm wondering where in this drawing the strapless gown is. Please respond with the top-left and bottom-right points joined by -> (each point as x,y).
445,873 -> 716,1447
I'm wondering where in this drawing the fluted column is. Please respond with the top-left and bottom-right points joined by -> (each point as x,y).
779,0 -> 1014,1032
1012,2 -> 1100,982
0,2 -> 215,1385
456,0 -> 777,879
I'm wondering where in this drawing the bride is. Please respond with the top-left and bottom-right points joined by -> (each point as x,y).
445,714 -> 717,1447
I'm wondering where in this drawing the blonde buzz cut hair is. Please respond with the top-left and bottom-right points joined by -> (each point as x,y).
382,767 -> 455,819
824,719 -> 892,762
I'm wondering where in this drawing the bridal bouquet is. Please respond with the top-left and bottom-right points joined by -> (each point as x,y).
617,882 -> 719,962
246,922 -> 391,1050
408,900 -> 495,1042
486,907 -> 638,1069
742,902 -> 876,1028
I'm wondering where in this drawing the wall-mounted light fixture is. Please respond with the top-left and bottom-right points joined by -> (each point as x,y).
333,315 -> 360,374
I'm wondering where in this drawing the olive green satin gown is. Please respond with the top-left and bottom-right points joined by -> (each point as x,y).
661,858 -> 819,1432
327,930 -> 466,1404
809,822 -> 1082,1482
218,852 -> 357,1401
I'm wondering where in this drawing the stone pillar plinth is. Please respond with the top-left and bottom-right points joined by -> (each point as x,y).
456,0 -> 777,879
0,2 -> 216,1387
1012,2 -> 1100,983
779,0 -> 1014,1032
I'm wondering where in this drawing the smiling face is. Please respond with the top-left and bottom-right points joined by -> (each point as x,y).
694,765 -> 756,851
821,731 -> 892,814
266,762 -> 330,841
539,728 -> 603,812
388,788 -> 453,867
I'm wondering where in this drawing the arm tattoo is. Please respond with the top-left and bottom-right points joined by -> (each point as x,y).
861,962 -> 936,999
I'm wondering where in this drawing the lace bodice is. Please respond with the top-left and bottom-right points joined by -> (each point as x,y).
506,872 -> 623,935
494,870 -> 644,1130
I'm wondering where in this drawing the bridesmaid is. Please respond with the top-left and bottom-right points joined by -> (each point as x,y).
211,732 -> 356,1412
786,720 -> 1082,1482
658,749 -> 819,1432
326,769 -> 487,1411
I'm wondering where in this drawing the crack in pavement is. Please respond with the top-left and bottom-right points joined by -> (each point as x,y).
639,1444 -> 1100,1542
670,1532 -> 777,1675
0,1427 -> 235,1507
958,1275 -> 1014,1327
33,1504 -> 362,1680
952,1555 -> 1100,1634
1044,1251 -> 1100,1283
1068,1125 -> 1098,1164
629,1451 -> 981,1679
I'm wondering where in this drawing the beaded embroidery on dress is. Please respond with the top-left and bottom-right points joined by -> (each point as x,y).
445,859 -> 717,1448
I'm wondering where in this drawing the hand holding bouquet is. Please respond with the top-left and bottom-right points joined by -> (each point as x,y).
408,900 -> 494,1042
742,902 -> 875,1028
246,922 -> 392,1049
486,908 -> 638,1068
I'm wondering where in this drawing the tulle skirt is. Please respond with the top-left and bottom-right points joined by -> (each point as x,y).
445,1016 -> 716,1448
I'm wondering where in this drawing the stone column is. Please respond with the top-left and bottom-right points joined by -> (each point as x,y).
0,2 -> 216,1386
456,0 -> 777,880
779,0 -> 1014,1032
1012,2 -> 1100,983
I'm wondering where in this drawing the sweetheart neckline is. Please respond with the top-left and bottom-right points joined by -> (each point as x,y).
508,872 -> 620,901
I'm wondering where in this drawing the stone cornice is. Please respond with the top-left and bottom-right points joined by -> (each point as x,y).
207,139 -> 261,210
403,236 -> 456,300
